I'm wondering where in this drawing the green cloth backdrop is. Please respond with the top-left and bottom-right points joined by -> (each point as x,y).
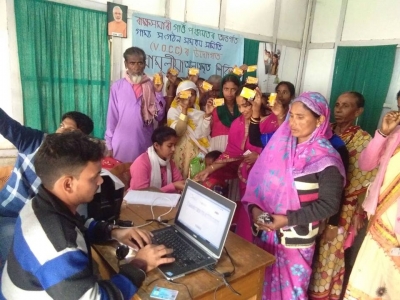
14,0 -> 110,138
243,38 -> 260,82
329,45 -> 396,135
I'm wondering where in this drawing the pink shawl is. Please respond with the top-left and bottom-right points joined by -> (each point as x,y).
222,115 -> 262,159
362,126 -> 400,233
124,72 -> 157,124
242,92 -> 346,214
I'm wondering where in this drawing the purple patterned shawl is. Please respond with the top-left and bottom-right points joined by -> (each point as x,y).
242,92 -> 346,214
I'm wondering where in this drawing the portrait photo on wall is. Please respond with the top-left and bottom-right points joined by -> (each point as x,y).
262,43 -> 281,75
107,2 -> 128,38
257,42 -> 283,93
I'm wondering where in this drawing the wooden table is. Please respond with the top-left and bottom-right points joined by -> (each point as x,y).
92,204 -> 275,300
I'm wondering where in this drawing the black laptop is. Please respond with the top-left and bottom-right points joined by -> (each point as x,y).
151,179 -> 236,280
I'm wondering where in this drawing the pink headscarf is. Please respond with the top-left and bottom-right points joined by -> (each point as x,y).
242,92 -> 346,214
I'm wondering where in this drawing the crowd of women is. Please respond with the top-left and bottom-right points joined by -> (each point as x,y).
107,47 -> 400,300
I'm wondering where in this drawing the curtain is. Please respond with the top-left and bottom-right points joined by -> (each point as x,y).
329,45 -> 396,135
14,0 -> 110,138
243,38 -> 260,83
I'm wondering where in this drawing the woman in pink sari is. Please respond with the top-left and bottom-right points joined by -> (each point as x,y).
242,92 -> 346,300
195,85 -> 262,241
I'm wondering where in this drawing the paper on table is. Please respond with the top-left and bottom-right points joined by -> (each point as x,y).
124,190 -> 180,207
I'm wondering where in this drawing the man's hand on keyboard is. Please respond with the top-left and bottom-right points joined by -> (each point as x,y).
135,244 -> 175,272
111,227 -> 152,250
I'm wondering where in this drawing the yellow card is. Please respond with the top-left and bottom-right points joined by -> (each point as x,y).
153,73 -> 162,85
246,76 -> 259,84
247,65 -> 257,72
269,93 -> 277,106
188,68 -> 199,75
240,87 -> 256,100
201,81 -> 213,91
179,90 -> 192,99
213,98 -> 225,107
169,68 -> 179,76
232,67 -> 243,76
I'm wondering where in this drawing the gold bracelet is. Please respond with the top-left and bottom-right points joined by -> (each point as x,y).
328,225 -> 337,229
179,113 -> 187,121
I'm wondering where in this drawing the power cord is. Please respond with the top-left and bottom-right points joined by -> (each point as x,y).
134,196 -> 175,228
206,247 -> 241,299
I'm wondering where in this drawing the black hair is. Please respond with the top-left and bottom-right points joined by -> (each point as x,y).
275,81 -> 295,98
397,90 -> 400,99
123,47 -> 146,62
220,74 -> 241,98
260,93 -> 272,117
205,150 -> 222,161
61,111 -> 94,135
342,91 -> 365,108
34,131 -> 104,189
151,126 -> 178,145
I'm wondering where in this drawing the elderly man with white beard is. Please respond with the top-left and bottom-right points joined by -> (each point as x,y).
105,47 -> 166,162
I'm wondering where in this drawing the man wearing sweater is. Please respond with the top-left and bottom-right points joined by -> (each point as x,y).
0,109 -> 94,271
1,131 -> 174,299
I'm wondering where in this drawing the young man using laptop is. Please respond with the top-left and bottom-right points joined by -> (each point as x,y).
1,131 -> 174,299
0,109 -> 95,272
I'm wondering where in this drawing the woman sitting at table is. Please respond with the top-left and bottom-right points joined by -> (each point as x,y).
242,92 -> 346,300
167,80 -> 214,178
129,126 -> 185,193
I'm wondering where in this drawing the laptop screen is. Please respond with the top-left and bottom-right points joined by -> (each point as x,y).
174,180 -> 236,258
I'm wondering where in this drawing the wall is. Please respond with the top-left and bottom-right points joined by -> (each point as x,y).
302,0 -> 400,107
1,0 -> 310,153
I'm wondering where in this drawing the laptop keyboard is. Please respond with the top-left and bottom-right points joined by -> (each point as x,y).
152,228 -> 207,268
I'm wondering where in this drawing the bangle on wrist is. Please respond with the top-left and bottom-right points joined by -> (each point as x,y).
377,129 -> 388,138
179,113 -> 187,121
327,225 -> 337,229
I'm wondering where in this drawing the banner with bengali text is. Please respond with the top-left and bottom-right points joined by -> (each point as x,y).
132,13 -> 244,79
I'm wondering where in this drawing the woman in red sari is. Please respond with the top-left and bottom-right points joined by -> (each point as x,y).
195,85 -> 262,241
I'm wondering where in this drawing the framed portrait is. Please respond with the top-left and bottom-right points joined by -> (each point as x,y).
107,2 -> 128,38
262,43 -> 281,75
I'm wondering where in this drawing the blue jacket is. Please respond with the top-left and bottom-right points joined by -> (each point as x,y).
0,108 -> 44,217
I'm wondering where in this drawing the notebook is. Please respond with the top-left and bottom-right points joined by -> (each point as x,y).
151,179 -> 236,280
